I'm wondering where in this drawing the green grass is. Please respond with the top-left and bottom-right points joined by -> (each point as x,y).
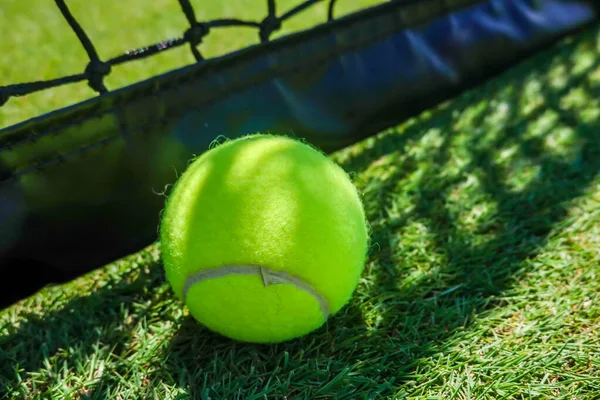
2,1 -> 600,399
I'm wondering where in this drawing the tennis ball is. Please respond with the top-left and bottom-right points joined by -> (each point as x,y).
160,134 -> 369,343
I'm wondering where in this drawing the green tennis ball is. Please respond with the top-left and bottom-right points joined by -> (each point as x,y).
160,134 -> 369,343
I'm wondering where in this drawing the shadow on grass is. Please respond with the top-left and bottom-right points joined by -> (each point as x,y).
0,251 -> 170,399
335,26 -> 600,387
1,25 -> 599,400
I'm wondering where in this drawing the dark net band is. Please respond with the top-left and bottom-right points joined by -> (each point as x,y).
0,0 -> 343,108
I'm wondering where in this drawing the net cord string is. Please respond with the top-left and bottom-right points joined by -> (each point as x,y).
0,0 -> 341,107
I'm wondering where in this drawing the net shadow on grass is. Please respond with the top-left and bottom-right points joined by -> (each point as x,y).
337,26 -> 600,387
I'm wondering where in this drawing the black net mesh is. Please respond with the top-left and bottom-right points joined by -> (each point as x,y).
0,0 -> 371,109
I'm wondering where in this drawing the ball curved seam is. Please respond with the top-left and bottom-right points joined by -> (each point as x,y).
182,265 -> 331,318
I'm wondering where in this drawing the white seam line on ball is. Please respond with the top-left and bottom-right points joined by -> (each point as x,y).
182,265 -> 331,318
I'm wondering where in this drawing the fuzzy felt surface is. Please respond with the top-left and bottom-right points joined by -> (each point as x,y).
160,134 -> 369,343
